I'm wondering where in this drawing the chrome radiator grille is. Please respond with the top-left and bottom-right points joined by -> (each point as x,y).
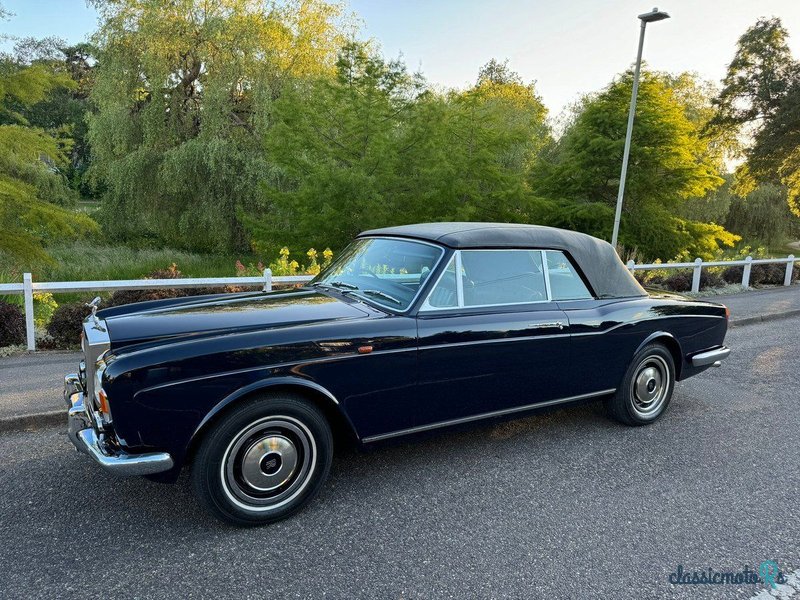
82,320 -> 111,406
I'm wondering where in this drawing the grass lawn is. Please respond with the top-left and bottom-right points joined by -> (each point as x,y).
35,241 -> 259,282
0,241 -> 265,317
2,241 -> 261,302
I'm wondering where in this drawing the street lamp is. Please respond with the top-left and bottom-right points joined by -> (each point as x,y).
610,7 -> 670,250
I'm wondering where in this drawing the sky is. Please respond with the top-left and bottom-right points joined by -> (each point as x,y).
2,0 -> 800,118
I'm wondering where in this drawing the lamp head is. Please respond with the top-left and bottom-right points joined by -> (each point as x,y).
639,7 -> 670,23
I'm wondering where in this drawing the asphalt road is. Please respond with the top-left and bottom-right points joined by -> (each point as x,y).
1,317 -> 798,599
0,351 -> 80,419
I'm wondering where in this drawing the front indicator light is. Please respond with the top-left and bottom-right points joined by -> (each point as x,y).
98,388 -> 111,419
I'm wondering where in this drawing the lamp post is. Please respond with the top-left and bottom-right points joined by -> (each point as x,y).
610,7 -> 670,250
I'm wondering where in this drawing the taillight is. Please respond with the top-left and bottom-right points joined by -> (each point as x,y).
724,305 -> 730,320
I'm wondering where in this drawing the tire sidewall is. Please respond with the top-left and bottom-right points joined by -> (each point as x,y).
620,344 -> 676,425
193,396 -> 333,526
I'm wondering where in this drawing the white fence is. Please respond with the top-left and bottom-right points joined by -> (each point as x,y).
627,255 -> 796,294
0,269 -> 314,351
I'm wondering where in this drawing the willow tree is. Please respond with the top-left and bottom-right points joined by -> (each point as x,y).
87,0 -> 346,252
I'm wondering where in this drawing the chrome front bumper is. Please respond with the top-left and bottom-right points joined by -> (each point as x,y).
690,346 -> 731,368
65,374 -> 174,477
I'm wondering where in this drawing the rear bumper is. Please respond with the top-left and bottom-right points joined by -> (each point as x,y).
690,346 -> 731,368
65,374 -> 173,477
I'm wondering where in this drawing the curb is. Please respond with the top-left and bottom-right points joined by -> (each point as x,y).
0,410 -> 63,434
730,308 -> 800,328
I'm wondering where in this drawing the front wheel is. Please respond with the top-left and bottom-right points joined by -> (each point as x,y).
191,394 -> 333,526
605,343 -> 675,426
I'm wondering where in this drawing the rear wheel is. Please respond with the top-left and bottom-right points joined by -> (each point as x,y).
191,394 -> 333,526
605,343 -> 675,426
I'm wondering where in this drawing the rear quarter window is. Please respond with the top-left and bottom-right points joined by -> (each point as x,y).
545,251 -> 593,300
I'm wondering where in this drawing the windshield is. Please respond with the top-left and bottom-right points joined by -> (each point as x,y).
311,237 -> 443,311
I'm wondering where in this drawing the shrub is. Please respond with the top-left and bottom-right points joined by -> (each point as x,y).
722,265 -> 743,284
108,263 -> 189,306
0,301 -> 25,346
33,292 -> 58,328
661,271 -> 692,292
753,263 -> 786,285
47,302 -> 89,349
723,263 -> 787,286
699,269 -> 723,290
236,247 -> 334,278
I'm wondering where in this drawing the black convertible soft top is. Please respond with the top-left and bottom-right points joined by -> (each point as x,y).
359,222 -> 647,299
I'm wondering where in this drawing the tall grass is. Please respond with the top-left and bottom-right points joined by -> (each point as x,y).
35,242 -> 258,281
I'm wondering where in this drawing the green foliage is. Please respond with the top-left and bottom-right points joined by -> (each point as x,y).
711,17 -> 800,221
246,45 -> 551,252
0,300 -> 25,346
533,70 -> 737,259
726,183 -> 800,247
34,241 -> 254,281
237,246 -> 333,276
86,0 -> 347,252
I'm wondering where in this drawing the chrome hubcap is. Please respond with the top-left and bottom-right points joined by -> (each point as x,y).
240,435 -> 298,492
631,356 -> 670,417
222,417 -> 315,510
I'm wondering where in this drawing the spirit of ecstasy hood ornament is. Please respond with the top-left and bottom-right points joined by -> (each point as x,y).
85,296 -> 105,331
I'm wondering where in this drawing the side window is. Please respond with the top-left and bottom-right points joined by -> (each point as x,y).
425,256 -> 458,308
461,250 -> 546,306
546,251 -> 592,300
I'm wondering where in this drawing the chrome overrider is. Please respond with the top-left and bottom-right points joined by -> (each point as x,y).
65,319 -> 174,476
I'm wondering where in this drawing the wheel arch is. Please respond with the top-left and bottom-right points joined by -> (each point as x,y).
185,377 -> 359,466
635,331 -> 684,380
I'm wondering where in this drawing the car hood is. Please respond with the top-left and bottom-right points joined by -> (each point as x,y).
102,289 -> 371,347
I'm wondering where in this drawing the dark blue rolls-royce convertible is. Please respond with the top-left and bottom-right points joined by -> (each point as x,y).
64,223 -> 730,525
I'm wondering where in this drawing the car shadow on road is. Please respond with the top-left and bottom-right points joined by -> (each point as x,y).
6,395 -> 663,538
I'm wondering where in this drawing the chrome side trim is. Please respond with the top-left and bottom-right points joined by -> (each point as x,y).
362,388 -> 616,443
691,346 -> 730,367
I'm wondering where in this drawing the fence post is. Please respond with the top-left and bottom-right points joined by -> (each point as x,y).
263,268 -> 272,292
626,259 -> 635,273
23,273 -> 35,351
742,256 -> 753,288
691,258 -> 703,293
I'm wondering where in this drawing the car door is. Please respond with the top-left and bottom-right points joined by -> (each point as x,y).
412,249 -> 572,430
544,249 -> 624,398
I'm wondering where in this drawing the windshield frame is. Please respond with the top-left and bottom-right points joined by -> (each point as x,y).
310,236 -> 446,314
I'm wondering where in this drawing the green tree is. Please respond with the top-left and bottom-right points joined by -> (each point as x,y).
711,17 -> 800,220
725,183 -> 800,248
87,0 -> 346,252
247,41 -> 425,251
533,70 -> 737,260
5,38 -> 98,197
248,51 -> 551,251
0,13 -> 98,267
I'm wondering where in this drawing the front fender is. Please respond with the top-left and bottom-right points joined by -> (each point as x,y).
190,376 -> 355,445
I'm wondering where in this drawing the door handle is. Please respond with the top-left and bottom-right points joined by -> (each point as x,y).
529,321 -> 565,330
